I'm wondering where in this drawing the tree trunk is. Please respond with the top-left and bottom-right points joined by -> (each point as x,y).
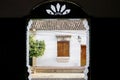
32,57 -> 36,67
32,57 -> 36,73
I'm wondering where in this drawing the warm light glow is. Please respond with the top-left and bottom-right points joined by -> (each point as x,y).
32,29 -> 36,31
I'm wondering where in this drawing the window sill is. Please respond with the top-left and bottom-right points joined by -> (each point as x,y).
56,57 -> 69,63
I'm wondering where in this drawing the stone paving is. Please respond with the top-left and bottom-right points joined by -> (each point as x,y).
30,73 -> 85,80
31,78 -> 85,80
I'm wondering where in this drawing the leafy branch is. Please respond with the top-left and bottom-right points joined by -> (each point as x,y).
29,35 -> 45,58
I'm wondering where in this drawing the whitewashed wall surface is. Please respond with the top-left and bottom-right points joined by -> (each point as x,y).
31,30 -> 87,67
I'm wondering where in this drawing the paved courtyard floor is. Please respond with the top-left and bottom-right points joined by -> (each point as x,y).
30,73 -> 85,79
31,78 -> 85,80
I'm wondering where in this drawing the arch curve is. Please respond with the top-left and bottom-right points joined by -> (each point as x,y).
28,0 -> 89,18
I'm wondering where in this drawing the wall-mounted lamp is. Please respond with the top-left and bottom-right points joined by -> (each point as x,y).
78,36 -> 81,43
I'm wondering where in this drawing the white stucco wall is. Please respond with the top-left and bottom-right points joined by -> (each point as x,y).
31,30 -> 87,67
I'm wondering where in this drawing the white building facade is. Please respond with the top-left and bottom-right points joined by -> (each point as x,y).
29,19 -> 89,67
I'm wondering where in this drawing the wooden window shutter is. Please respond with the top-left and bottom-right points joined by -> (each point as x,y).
57,41 -> 69,57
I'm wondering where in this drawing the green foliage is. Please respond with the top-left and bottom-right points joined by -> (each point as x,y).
29,35 -> 45,58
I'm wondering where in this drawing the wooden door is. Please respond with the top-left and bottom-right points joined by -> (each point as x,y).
57,41 -> 69,57
81,45 -> 86,66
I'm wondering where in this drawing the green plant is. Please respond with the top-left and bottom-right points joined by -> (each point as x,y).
29,35 -> 45,58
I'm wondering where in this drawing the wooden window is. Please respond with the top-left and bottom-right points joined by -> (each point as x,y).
57,41 -> 69,57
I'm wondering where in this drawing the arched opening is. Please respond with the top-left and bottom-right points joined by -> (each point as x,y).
26,0 -> 90,80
